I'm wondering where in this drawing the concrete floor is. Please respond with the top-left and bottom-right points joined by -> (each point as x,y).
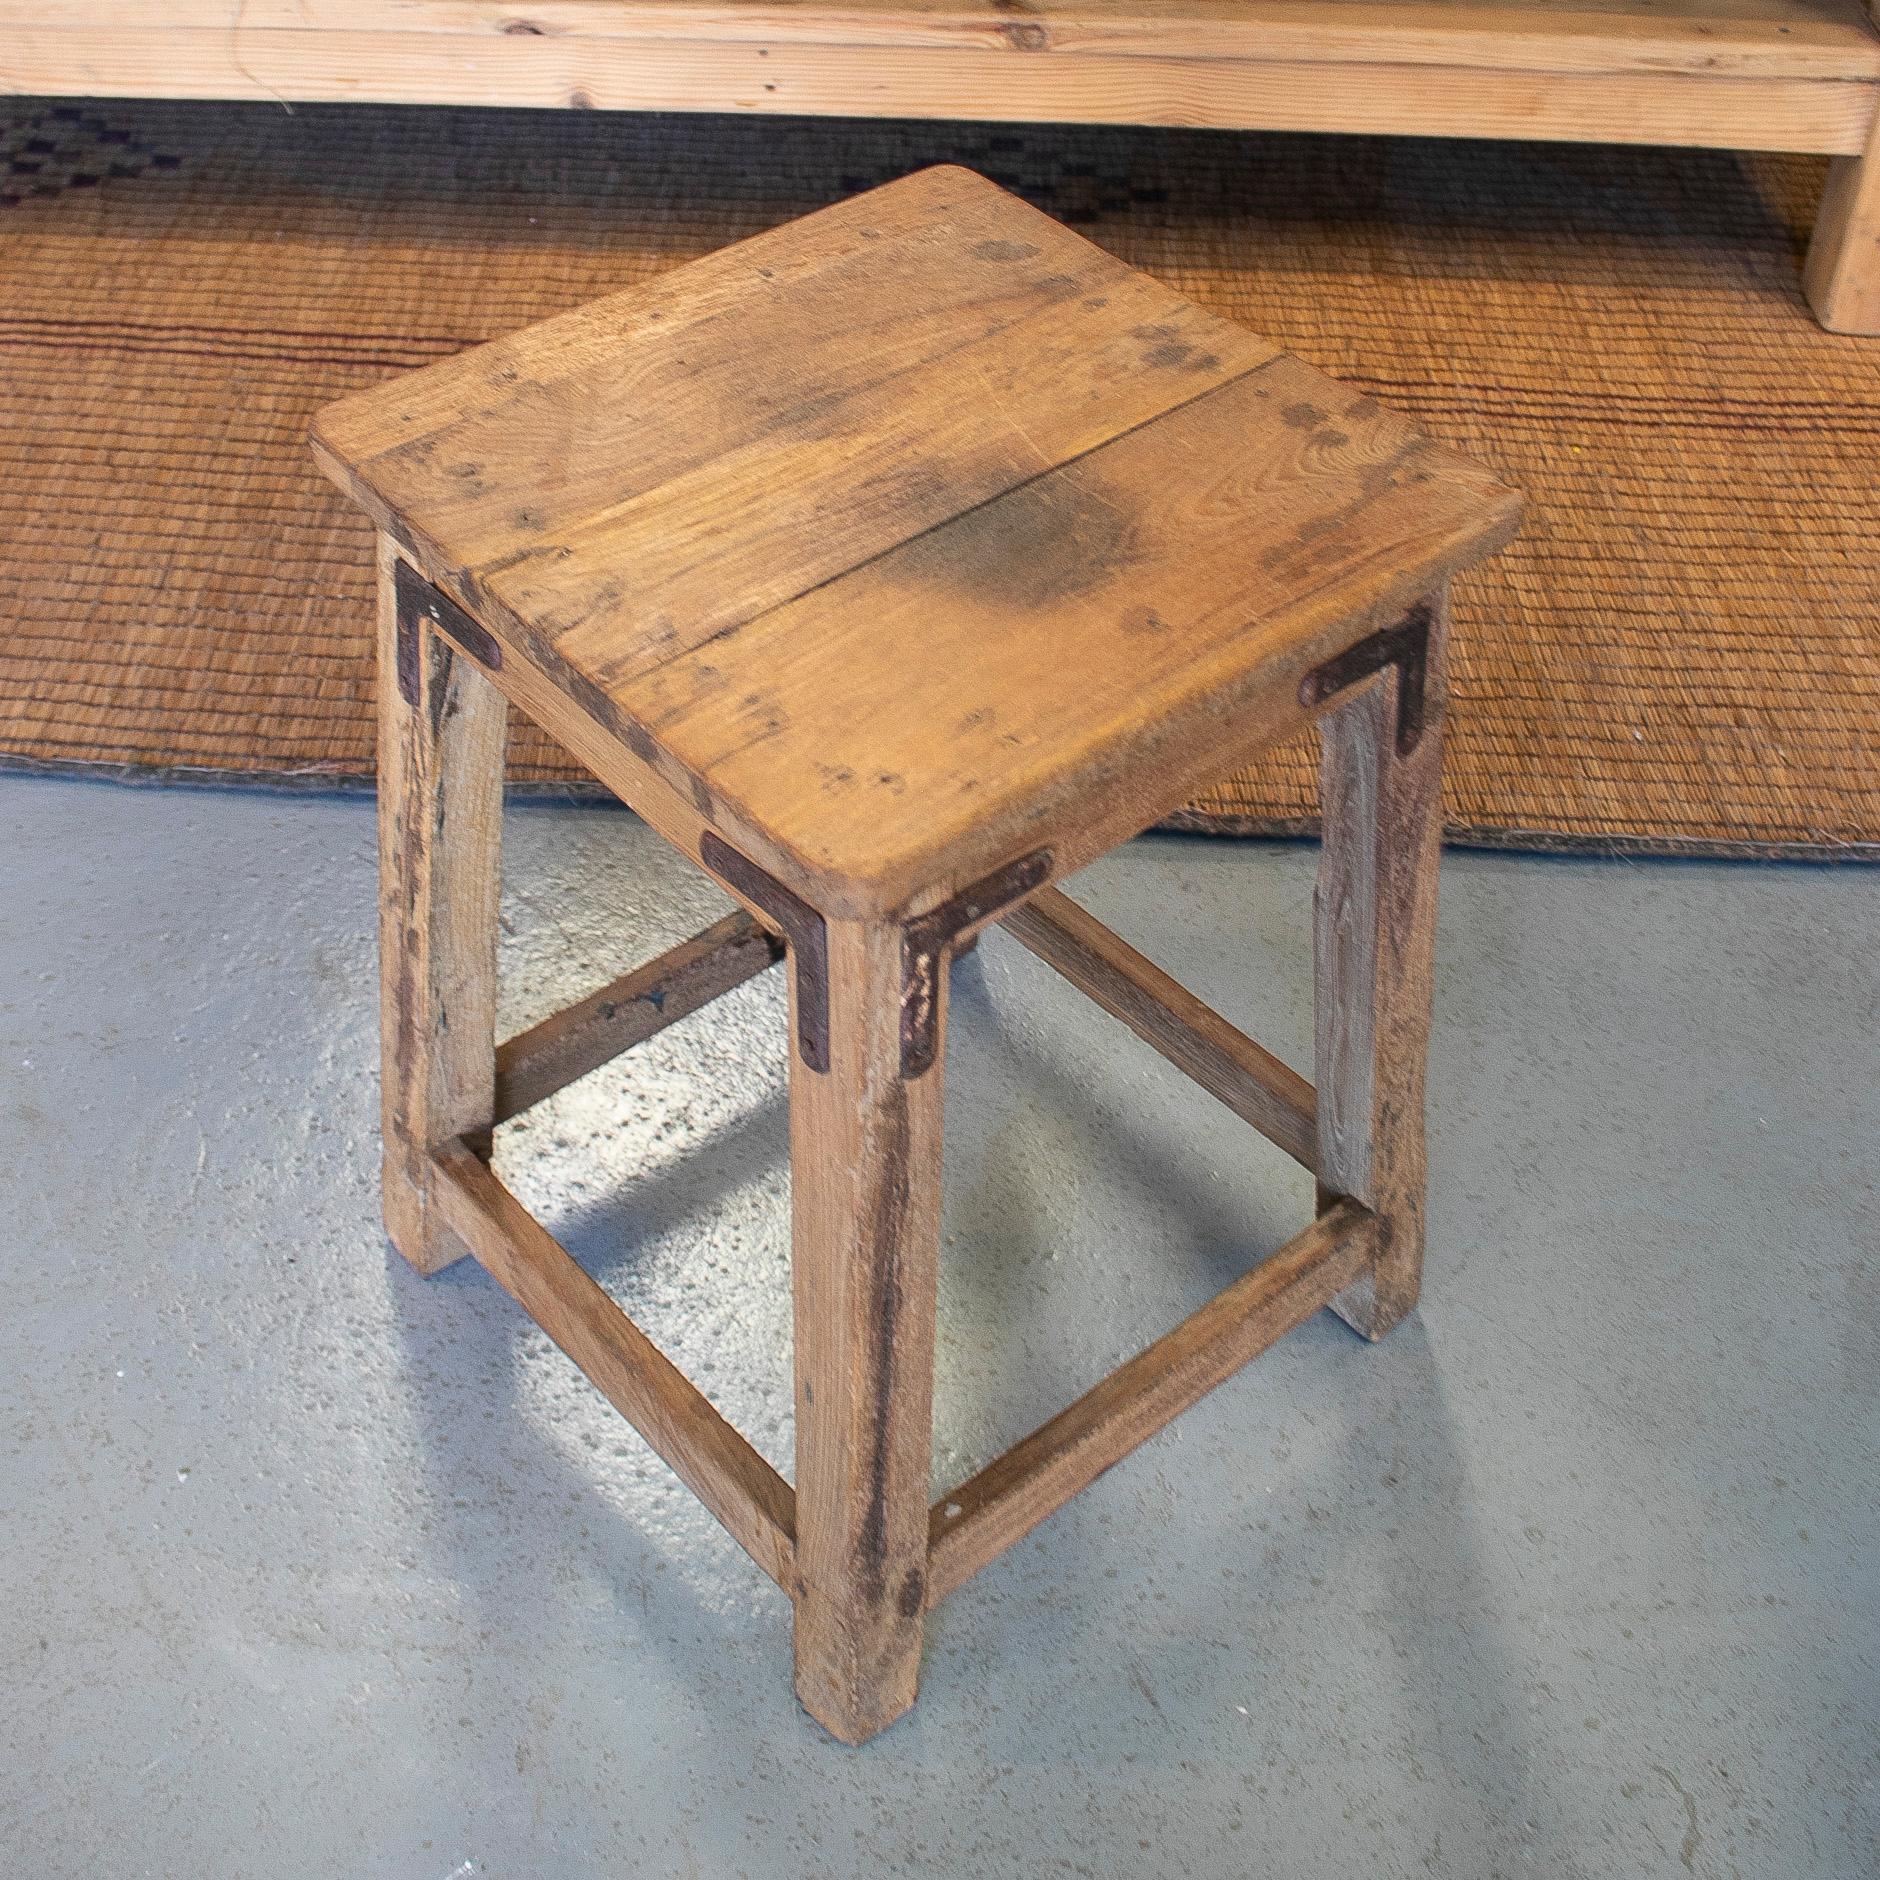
1,773 -> 1874,1879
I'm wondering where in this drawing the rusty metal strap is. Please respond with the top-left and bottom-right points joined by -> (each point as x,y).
394,559 -> 504,706
900,849 -> 1052,1076
698,832 -> 830,1073
1298,598 -> 1432,757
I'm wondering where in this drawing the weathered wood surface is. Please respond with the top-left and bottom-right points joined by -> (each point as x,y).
1002,885 -> 1318,1170
8,0 -> 1878,161
377,533 -> 507,1276
789,917 -> 948,1743
316,166 -> 1519,919
1312,586 -> 1451,1340
429,1135 -> 800,1587
494,910 -> 782,1121
23,0 -> 1880,79
10,32 -> 1869,152
926,1198 -> 1377,1606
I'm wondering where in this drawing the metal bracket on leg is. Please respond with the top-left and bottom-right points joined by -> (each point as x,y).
1298,599 -> 1432,757
900,849 -> 1052,1076
699,832 -> 831,1073
394,559 -> 504,706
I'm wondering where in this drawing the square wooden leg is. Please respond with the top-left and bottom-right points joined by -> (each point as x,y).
1313,585 -> 1450,1341
1805,116 -> 1880,336
376,535 -> 507,1276
789,916 -> 946,1744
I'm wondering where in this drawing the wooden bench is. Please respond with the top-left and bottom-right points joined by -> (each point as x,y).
314,162 -> 1522,1740
10,0 -> 1880,331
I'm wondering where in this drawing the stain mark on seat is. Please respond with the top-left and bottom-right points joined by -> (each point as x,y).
889,476 -> 1141,612
973,238 -> 1040,263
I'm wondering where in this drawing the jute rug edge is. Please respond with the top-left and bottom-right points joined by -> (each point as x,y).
8,752 -> 1872,865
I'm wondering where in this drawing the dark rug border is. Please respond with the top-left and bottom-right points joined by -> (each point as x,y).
4,751 -> 1875,865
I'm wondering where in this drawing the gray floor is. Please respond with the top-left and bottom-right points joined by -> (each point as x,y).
2,773 -> 1874,1879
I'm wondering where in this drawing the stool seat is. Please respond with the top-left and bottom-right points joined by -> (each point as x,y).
314,164 -> 1517,916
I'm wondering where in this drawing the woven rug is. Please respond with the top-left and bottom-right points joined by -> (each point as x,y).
3,98 -> 1877,857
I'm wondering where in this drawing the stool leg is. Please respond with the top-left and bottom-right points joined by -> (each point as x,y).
790,916 -> 945,1743
1313,584 -> 1449,1341
376,535 -> 506,1276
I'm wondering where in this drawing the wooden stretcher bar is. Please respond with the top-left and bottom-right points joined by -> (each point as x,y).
1003,885 -> 1318,1172
429,1134 -> 800,1588
493,911 -> 783,1122
925,1197 -> 1376,1605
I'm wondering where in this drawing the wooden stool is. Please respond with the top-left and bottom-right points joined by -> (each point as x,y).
313,166 -> 1520,1745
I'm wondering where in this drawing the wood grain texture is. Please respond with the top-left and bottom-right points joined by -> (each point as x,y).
1805,111 -> 1880,329
925,1198 -> 1377,1606
623,352 -> 1518,913
25,0 -> 1880,78
494,911 -> 783,1122
8,32 -> 1870,153
790,917 -> 946,1743
331,179 -> 1520,1737
429,1136 -> 799,1587
377,534 -> 506,1275
315,166 -> 1274,633
9,0 -> 1879,162
1001,885 -> 1318,1170
316,166 -> 1519,919
1313,586 -> 1451,1341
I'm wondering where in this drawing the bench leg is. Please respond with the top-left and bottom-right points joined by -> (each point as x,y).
789,916 -> 946,1743
377,535 -> 507,1275
1313,585 -> 1449,1341
1805,118 -> 1880,335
